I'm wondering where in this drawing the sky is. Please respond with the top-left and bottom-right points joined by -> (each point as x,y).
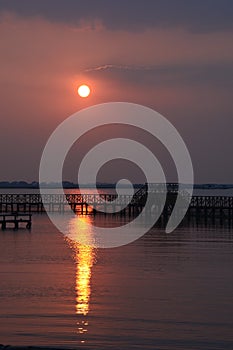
0,0 -> 233,183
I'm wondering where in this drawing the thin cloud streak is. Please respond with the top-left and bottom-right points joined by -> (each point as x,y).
84,64 -> 154,72
84,63 -> 233,88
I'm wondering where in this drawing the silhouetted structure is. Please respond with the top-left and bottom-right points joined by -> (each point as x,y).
0,184 -> 232,225
0,213 -> 32,230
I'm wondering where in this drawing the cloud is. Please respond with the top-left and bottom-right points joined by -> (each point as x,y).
84,63 -> 233,89
0,0 -> 232,32
84,64 -> 152,73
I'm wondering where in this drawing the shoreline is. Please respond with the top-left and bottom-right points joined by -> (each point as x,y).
0,346 -> 78,350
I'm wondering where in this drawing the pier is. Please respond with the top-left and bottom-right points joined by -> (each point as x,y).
0,213 -> 32,230
0,184 -> 232,224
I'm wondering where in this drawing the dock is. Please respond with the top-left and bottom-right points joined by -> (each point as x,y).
0,184 -> 232,224
0,213 -> 32,230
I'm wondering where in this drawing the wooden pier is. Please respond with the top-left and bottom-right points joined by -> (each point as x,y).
0,184 -> 232,224
0,213 -> 32,230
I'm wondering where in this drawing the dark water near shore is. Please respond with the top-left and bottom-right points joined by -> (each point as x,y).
0,212 -> 233,349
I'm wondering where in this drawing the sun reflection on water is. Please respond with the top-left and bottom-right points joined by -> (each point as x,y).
65,216 -> 96,342
75,243 -> 94,316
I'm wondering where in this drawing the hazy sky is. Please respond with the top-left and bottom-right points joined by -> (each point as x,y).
0,0 -> 233,183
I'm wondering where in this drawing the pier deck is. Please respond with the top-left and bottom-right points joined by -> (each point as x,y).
0,184 -> 232,223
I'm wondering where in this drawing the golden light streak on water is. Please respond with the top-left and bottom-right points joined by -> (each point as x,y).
75,243 -> 94,316
65,216 -> 96,342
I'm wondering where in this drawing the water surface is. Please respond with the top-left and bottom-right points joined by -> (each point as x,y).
0,214 -> 233,349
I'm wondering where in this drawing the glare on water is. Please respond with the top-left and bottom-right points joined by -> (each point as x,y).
65,216 -> 96,342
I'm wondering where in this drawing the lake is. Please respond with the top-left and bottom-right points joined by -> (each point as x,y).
0,210 -> 233,349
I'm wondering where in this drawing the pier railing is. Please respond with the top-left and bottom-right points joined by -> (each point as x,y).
0,184 -> 232,222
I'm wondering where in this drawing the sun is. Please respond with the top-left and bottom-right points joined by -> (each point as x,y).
78,84 -> 91,98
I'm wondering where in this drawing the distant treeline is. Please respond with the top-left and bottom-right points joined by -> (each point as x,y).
0,181 -> 233,189
0,181 -> 142,189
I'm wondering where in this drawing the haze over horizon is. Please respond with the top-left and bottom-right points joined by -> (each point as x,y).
0,0 -> 233,183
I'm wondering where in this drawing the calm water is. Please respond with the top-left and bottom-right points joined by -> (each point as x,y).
0,213 -> 233,349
